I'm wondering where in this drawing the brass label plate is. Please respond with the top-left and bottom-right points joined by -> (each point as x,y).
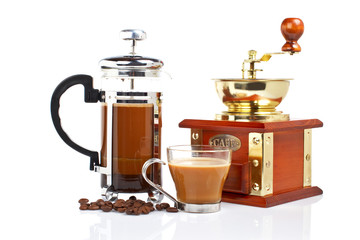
209,134 -> 241,151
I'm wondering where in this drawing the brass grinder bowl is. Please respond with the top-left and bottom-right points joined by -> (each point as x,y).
214,78 -> 291,120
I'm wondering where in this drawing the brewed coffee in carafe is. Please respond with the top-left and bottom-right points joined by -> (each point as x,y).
100,99 -> 161,193
111,103 -> 155,191
51,29 -> 168,202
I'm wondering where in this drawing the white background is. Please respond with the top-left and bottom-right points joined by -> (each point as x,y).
1,0 -> 359,239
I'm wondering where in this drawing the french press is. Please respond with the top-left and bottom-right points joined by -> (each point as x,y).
51,29 -> 168,202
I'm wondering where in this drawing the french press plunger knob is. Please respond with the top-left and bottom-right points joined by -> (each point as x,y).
120,29 -> 146,55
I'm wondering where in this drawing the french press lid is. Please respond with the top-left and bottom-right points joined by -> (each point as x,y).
99,29 -> 164,77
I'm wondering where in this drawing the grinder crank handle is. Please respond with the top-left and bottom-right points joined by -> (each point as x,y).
281,18 -> 304,52
50,74 -> 100,170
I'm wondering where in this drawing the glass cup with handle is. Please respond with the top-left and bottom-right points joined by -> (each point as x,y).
142,145 -> 232,213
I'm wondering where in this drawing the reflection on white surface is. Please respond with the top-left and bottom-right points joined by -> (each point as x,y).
85,196 -> 322,240
88,212 -> 177,240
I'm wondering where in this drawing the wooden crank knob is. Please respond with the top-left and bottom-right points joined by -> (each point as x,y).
281,18 -> 304,52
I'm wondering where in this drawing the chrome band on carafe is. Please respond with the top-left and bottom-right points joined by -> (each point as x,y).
115,92 -> 152,103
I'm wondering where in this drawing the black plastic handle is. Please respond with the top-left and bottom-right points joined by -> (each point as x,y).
50,74 -> 100,170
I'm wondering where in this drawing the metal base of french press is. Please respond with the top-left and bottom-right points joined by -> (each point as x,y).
148,189 -> 164,203
101,186 -> 164,203
101,186 -> 118,201
215,111 -> 289,122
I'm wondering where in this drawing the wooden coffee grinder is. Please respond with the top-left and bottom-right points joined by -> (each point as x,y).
179,18 -> 323,207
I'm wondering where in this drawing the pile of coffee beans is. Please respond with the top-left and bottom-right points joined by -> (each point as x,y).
78,196 -> 178,215
155,203 -> 178,212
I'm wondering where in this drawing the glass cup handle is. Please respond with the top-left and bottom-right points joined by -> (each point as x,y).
142,158 -> 180,208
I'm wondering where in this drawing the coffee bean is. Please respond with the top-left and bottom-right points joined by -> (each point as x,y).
142,206 -> 151,214
78,198 -> 89,204
125,199 -> 134,206
117,207 -> 126,213
160,203 -> 170,209
125,208 -> 134,215
129,196 -> 137,200
155,204 -> 163,211
101,205 -> 112,212
79,204 -> 88,210
133,208 -> 141,215
125,203 -> 133,208
104,201 -> 113,208
166,207 -> 178,213
115,199 -> 125,204
96,199 -> 105,206
114,201 -> 125,208
88,204 -> 100,210
134,201 -> 142,208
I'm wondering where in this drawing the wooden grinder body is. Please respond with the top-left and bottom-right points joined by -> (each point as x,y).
179,119 -> 323,207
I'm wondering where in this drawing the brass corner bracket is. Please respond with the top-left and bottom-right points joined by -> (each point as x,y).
248,132 -> 274,196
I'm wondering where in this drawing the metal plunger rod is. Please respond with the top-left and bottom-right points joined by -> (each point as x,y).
131,39 -> 136,55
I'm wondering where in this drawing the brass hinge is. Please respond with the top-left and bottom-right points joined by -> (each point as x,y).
303,129 -> 312,187
191,129 -> 203,145
249,132 -> 274,196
